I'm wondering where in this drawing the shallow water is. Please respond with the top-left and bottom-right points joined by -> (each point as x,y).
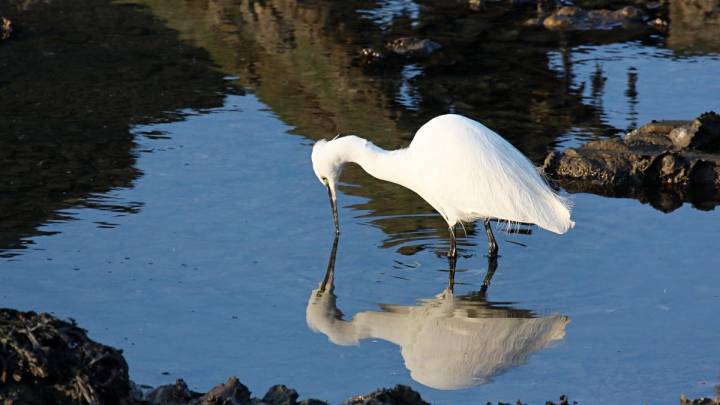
2,0 -> 720,403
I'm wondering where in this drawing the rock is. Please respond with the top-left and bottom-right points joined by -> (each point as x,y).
385,37 -> 441,58
342,385 -> 429,405
357,47 -> 386,65
668,0 -> 720,53
193,376 -> 251,405
543,113 -> 720,212
680,393 -> 720,404
1,17 -> 11,40
146,379 -> 201,404
624,113 -> 720,152
262,385 -> 299,405
667,112 -> 720,151
625,120 -> 687,147
546,394 -> 571,405
0,308 -> 133,404
468,0 -> 484,11
543,6 -> 646,31
297,400 -> 330,405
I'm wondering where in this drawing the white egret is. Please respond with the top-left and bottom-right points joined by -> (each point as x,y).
311,114 -> 574,257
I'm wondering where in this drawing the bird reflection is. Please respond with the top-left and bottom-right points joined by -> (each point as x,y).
307,237 -> 569,390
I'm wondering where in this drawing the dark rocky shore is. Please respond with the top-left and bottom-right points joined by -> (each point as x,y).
1,309 -> 718,405
543,112 -> 720,212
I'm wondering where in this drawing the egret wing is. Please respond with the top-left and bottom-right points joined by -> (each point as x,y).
408,115 -> 573,234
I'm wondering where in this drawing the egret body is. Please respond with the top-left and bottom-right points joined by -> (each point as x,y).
311,114 -> 574,256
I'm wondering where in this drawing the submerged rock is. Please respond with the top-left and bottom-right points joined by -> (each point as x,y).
542,5 -> 647,31
356,37 -> 441,66
1,17 -> 11,40
342,385 -> 430,405
543,112 -> 720,212
357,47 -> 386,65
385,37 -> 441,58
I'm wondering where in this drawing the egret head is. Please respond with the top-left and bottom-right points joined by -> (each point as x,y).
312,139 -> 342,234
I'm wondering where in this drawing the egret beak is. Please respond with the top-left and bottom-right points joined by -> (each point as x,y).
325,182 -> 340,235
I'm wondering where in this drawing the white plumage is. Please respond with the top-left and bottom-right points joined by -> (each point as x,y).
311,114 -> 575,256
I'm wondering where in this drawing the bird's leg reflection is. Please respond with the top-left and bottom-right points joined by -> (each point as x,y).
483,219 -> 499,257
318,235 -> 339,295
447,253 -> 458,293
446,254 -> 499,296
307,241 -> 570,391
480,254 -> 499,295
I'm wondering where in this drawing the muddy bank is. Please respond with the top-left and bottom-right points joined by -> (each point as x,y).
0,308 -> 435,404
0,308 -> 131,404
543,112 -> 720,212
2,309 -> 717,405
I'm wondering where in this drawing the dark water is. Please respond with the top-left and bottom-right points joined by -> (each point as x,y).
1,0 -> 719,403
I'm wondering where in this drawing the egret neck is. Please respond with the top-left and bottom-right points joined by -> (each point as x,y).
318,135 -> 412,232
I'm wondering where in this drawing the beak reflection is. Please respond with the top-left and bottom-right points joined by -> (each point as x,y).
326,182 -> 339,235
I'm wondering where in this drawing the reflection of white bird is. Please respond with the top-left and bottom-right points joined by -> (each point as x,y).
311,114 -> 574,256
306,240 -> 570,390
308,288 -> 568,389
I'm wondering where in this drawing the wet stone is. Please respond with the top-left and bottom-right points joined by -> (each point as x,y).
680,394 -> 720,405
385,37 -> 442,58
262,384 -> 299,405
146,379 -> 201,405
667,112 -> 720,151
342,385 -> 430,405
1,16 -> 11,40
543,112 -> 720,212
194,377 -> 251,405
542,5 -> 647,31
357,47 -> 386,65
297,400 -> 330,405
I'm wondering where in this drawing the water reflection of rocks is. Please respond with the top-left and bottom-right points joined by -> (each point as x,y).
0,0 -> 229,257
307,238 -> 569,389
3,0 -> 719,257
136,0 -> 718,255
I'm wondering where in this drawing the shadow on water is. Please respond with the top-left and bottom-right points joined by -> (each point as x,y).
0,0 -> 232,257
307,237 -> 569,389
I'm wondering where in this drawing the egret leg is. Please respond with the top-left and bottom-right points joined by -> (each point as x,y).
483,219 -> 499,257
448,226 -> 457,258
